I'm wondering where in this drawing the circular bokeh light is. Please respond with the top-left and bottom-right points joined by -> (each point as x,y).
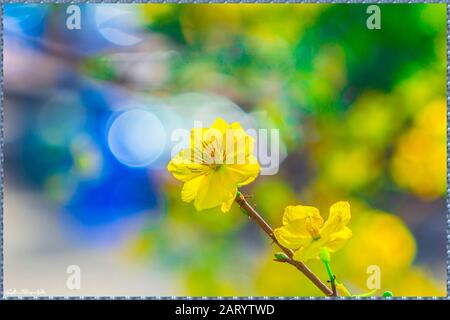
108,109 -> 166,167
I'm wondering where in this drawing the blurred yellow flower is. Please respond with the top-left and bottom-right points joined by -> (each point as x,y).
321,146 -> 381,192
168,118 -> 260,212
391,100 -> 446,199
274,201 -> 352,262
339,210 -> 416,286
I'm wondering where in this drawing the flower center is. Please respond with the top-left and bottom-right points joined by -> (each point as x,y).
209,163 -> 222,171
309,229 -> 321,241
305,217 -> 321,240
194,138 -> 226,168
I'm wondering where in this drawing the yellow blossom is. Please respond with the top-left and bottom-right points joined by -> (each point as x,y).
168,118 -> 260,212
273,201 -> 352,261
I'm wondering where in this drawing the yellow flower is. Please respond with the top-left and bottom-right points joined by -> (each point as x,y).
168,118 -> 260,212
273,202 -> 352,261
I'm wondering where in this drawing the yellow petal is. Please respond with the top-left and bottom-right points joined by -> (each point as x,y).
321,201 -> 351,236
194,169 -> 237,211
210,117 -> 230,133
282,205 -> 324,230
325,226 -> 352,252
226,157 -> 260,186
224,126 -> 255,162
181,175 -> 205,203
221,195 -> 235,213
167,149 -> 210,182
230,122 -> 243,130
292,241 -> 322,262
273,226 -> 312,249
190,118 -> 228,147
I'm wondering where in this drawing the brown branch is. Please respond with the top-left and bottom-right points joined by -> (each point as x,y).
331,276 -> 337,297
235,192 -> 333,296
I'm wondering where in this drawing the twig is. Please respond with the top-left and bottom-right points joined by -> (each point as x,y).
322,257 -> 338,297
235,192 -> 333,296
331,276 -> 337,297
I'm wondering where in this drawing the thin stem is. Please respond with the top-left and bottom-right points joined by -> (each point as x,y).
323,260 -> 337,297
235,192 -> 333,296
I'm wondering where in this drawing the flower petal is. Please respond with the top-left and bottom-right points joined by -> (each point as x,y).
194,169 -> 237,211
325,226 -> 352,252
221,195 -> 235,213
292,241 -> 322,262
226,156 -> 260,186
167,149 -> 211,182
321,201 -> 351,236
273,225 -> 312,249
282,205 -> 324,229
181,175 -> 205,203
211,117 -> 230,133
224,125 -> 255,162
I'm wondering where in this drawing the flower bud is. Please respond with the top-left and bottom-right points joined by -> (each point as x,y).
273,252 -> 289,262
319,247 -> 331,263
382,291 -> 393,297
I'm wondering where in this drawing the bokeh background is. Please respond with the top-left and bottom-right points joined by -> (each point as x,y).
3,3 -> 446,296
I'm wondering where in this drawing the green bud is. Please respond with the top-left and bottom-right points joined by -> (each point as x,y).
274,252 -> 289,262
382,291 -> 393,297
319,247 -> 330,263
